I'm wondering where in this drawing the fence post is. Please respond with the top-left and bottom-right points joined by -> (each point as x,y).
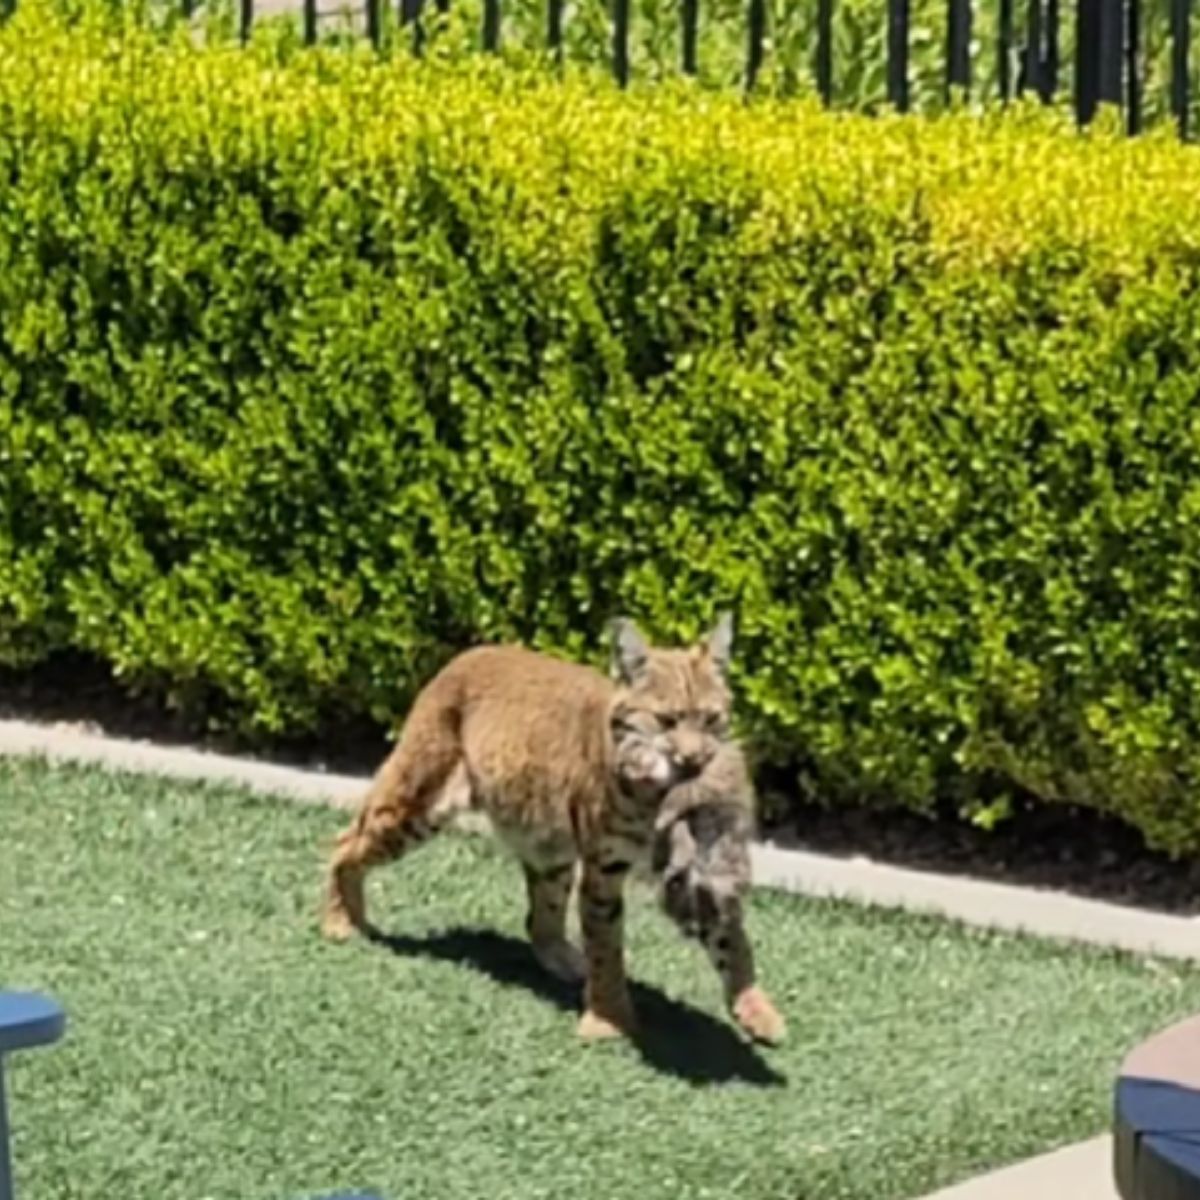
1076,0 -> 1123,122
400,0 -> 424,53
1075,0 -> 1097,121
816,0 -> 834,102
681,0 -> 698,75
483,0 -> 500,51
239,0 -> 252,42
746,0 -> 766,90
887,0 -> 910,109
1171,0 -> 1190,136
366,0 -> 381,48
1045,0 -> 1060,94
547,0 -> 563,61
303,0 -> 317,44
1021,0 -> 1042,95
1126,0 -> 1141,131
997,0 -> 1014,98
612,0 -> 629,85
1098,0 -> 1123,105
945,0 -> 970,97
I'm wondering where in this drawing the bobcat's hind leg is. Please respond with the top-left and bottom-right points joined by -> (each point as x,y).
522,860 -> 584,984
321,745 -> 470,943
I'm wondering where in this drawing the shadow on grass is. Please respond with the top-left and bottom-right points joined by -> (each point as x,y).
366,925 -> 787,1089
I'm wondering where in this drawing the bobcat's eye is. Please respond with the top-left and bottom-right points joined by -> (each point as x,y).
613,710 -> 654,735
701,710 -> 727,732
654,711 -> 680,730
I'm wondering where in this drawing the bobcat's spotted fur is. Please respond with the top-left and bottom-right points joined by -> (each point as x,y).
320,616 -> 784,1044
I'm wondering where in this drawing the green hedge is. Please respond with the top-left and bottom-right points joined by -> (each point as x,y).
4,5 -> 1200,851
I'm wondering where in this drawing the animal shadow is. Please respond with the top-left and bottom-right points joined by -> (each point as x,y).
367,924 -> 787,1089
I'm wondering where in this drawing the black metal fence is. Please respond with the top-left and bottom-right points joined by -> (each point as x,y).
9,0 -> 1196,137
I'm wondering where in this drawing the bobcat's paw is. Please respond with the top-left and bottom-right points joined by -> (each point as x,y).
532,938 -> 587,984
320,909 -> 359,943
732,986 -> 787,1046
577,1006 -> 638,1041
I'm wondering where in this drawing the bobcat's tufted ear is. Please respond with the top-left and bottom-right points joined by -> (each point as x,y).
704,611 -> 734,679
610,617 -> 650,685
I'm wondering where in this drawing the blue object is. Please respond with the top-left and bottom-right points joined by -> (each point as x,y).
1113,1012 -> 1200,1198
0,991 -> 66,1200
0,994 -> 65,1057
1115,1076 -> 1200,1199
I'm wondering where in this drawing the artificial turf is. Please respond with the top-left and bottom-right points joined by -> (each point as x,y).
2,754 -> 1197,1200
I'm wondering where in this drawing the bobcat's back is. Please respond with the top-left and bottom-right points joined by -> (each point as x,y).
419,645 -> 615,849
399,635 -> 735,862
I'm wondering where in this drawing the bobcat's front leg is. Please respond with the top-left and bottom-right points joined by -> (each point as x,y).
706,905 -> 786,1045
577,857 -> 637,1041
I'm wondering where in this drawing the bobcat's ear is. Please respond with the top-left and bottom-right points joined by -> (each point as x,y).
610,617 -> 650,685
704,611 -> 734,679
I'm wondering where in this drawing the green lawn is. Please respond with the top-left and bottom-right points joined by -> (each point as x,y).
2,755 -> 1196,1200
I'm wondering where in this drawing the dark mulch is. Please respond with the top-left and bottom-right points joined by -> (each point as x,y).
0,653 -> 387,775
3,651 -> 1198,916
760,795 -> 1200,917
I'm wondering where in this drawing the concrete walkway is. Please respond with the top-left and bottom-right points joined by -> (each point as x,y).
0,715 -> 1172,1200
0,719 -> 364,808
753,842 -> 1200,961
919,1137 -> 1116,1200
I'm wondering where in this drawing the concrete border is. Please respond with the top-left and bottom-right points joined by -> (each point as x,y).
916,1137 -> 1116,1200
0,715 -> 1149,1200
752,842 -> 1200,961
0,718 -> 364,809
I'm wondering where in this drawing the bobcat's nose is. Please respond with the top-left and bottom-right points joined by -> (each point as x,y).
670,731 -> 714,778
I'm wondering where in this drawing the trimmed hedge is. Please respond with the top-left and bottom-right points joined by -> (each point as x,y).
4,5 -> 1200,851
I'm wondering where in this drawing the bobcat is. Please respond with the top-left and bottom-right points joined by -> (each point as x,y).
320,616 -> 785,1044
